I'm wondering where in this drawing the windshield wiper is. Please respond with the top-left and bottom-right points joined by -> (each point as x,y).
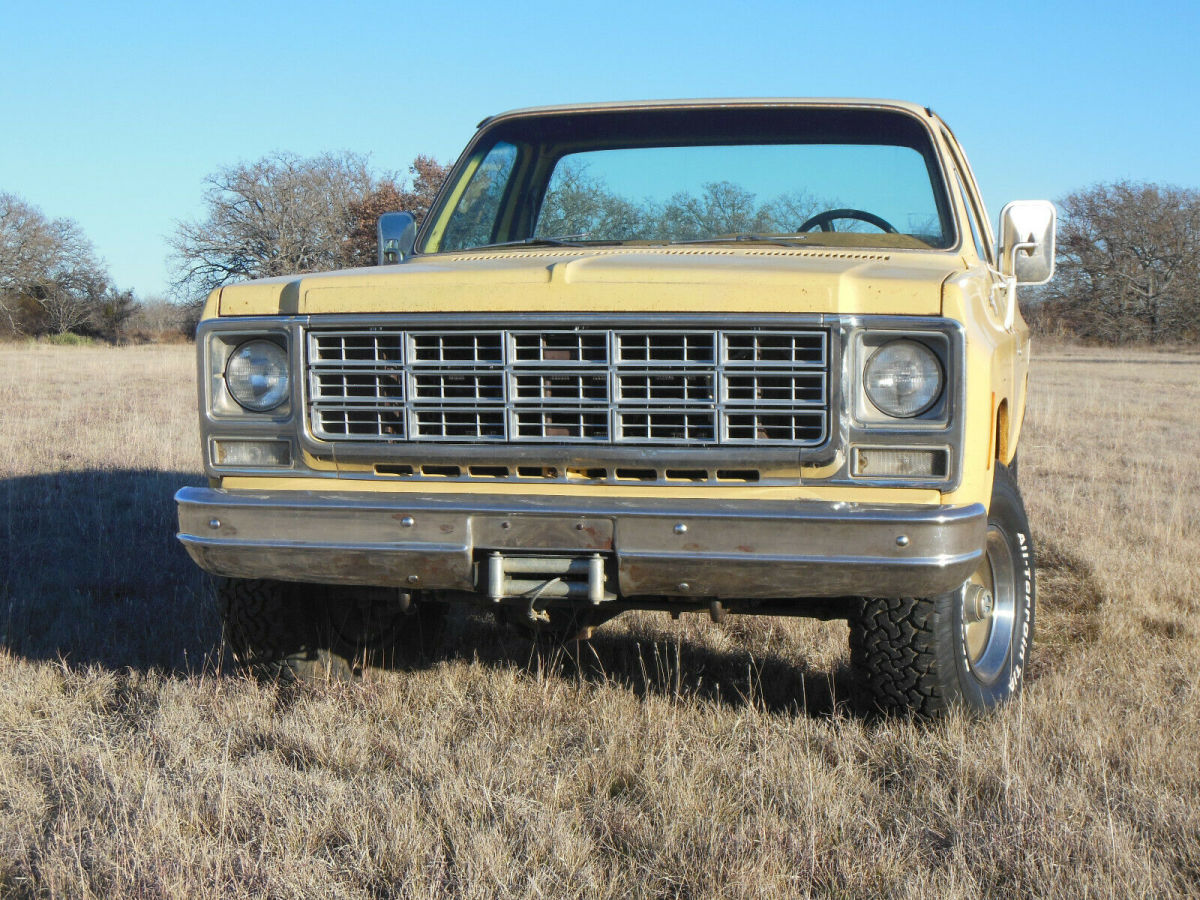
470,233 -> 602,250
669,233 -> 814,248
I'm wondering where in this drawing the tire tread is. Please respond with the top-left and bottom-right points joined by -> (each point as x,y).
850,595 -> 948,717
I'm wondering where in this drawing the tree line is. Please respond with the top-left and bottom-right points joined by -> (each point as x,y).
0,153 -> 448,342
168,151 -> 448,303
0,193 -> 135,339
1023,182 -> 1200,344
3,152 -> 1196,345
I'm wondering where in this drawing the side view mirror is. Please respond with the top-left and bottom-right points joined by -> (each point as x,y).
998,200 -> 1056,285
377,211 -> 417,265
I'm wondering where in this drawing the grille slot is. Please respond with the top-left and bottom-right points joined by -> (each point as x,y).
514,408 -> 609,440
724,372 -> 825,405
617,372 -> 714,404
617,332 -> 716,364
411,332 -> 503,365
724,331 -> 825,365
513,331 -> 607,363
513,372 -> 608,403
413,408 -> 506,440
725,411 -> 825,443
412,371 -> 504,403
618,410 -> 717,442
307,326 -> 828,446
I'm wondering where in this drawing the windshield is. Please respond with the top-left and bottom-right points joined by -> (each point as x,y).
421,106 -> 955,254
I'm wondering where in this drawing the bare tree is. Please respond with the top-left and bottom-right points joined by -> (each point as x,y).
1,193 -> 57,331
172,151 -> 450,300
766,190 -> 825,233
170,151 -> 375,300
129,296 -> 190,336
533,162 -> 658,241
659,181 -> 777,241
1035,181 -> 1200,343
35,284 -> 94,335
1,193 -> 110,335
95,287 -> 137,342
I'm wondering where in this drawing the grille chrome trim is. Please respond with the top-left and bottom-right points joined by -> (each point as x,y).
307,327 -> 829,447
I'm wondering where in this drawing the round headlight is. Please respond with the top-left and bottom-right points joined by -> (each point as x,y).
225,340 -> 289,412
864,340 -> 943,418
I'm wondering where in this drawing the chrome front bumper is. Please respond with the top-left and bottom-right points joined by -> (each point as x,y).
175,487 -> 985,600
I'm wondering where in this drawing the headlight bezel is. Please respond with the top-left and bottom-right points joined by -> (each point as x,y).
845,323 -> 961,488
205,327 -> 294,421
225,338 -> 291,412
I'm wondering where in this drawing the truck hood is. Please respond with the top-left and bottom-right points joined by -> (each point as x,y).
217,246 -> 964,317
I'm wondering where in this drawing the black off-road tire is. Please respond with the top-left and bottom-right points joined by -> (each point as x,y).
218,578 -> 351,684
849,464 -> 1035,717
219,578 -> 445,684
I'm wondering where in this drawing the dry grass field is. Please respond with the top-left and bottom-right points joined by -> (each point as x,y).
1,340 -> 1198,898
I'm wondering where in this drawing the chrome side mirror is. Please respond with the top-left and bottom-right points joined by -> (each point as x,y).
999,200 -> 1056,285
377,211 -> 417,265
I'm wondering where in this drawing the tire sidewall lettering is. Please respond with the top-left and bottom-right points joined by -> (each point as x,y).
1008,530 -> 1033,693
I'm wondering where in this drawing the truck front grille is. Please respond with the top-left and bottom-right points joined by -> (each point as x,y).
306,327 -> 828,446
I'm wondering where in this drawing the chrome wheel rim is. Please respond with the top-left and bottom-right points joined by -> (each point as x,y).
962,524 -> 1017,683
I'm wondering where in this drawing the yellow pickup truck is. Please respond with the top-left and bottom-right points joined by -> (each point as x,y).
176,99 -> 1055,715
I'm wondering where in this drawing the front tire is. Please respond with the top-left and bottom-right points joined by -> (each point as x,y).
219,579 -> 444,684
218,578 -> 351,684
850,464 -> 1035,716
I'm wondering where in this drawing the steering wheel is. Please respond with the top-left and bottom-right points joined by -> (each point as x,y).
797,208 -> 898,234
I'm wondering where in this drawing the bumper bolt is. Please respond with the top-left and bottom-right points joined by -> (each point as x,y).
407,574 -> 419,584
677,582 -> 690,592
208,519 -> 221,530
400,516 -> 415,528
896,534 -> 910,547
674,523 -> 688,534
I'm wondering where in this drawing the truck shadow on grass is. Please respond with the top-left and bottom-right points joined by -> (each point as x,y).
0,469 -> 218,674
3,469 -> 1096,718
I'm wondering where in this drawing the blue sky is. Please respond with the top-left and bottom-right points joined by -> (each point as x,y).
2,0 -> 1196,299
